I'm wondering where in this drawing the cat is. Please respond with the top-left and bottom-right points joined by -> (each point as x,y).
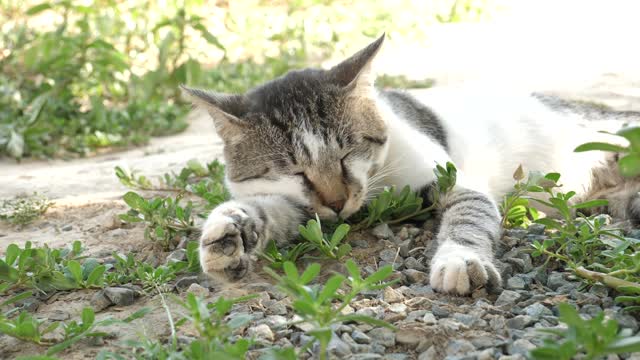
182,34 -> 640,295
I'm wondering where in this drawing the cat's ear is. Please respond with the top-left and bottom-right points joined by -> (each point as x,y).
180,86 -> 248,140
326,34 -> 384,92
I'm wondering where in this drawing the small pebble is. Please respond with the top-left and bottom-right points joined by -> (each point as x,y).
383,286 -> 404,303
186,283 -> 209,298
247,324 -> 274,342
495,290 -> 522,307
368,327 -> 396,347
372,224 -> 394,239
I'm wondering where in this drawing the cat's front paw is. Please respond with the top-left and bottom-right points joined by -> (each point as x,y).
429,244 -> 502,295
199,204 -> 261,282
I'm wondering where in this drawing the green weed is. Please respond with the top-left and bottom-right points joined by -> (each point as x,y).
352,161 -> 457,230
0,289 -> 149,355
0,193 -> 52,226
506,173 -> 640,307
530,303 -> 640,360
499,165 -> 541,228
105,242 -> 200,292
0,241 -> 106,294
575,126 -> 640,177
119,192 -> 196,250
98,293 -> 254,359
116,160 -> 229,250
259,240 -> 314,270
265,260 -> 395,360
298,217 -> 352,261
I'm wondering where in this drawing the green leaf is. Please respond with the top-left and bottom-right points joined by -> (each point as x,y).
86,265 -> 105,287
292,299 -> 316,316
330,224 -> 350,247
534,218 -> 562,230
118,214 -> 142,223
318,274 -> 346,304
345,259 -> 361,281
46,334 -> 85,356
5,244 -> 20,265
364,265 -> 393,285
544,173 -> 561,183
571,199 -> 608,209
282,261 -> 298,281
299,263 -> 321,285
192,23 -> 226,51
26,3 -> 52,15
81,308 -> 95,328
617,126 -> 640,151
66,260 -> 83,283
26,94 -> 48,126
1,291 -> 33,307
574,142 -> 628,153
618,154 -> 640,178
122,192 -> 146,210
336,244 -> 352,259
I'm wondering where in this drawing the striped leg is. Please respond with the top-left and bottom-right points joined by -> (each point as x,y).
429,187 -> 503,295
199,195 -> 307,282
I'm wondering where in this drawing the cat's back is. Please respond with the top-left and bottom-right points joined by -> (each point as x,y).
381,85 -> 614,199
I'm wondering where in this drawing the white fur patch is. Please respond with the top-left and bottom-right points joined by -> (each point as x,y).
429,243 -> 494,295
302,131 -> 324,161
199,203 -> 247,272
226,177 -> 309,206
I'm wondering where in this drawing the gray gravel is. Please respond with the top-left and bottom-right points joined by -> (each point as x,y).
180,223 -> 640,358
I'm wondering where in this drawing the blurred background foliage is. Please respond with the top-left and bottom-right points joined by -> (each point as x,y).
0,0 -> 496,160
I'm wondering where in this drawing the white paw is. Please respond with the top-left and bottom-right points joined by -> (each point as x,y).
199,204 -> 260,281
429,244 -> 502,295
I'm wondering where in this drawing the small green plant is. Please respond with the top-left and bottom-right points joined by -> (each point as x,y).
525,173 -> 640,306
119,191 -> 196,250
97,293 -> 254,359
530,303 -> 640,360
529,173 -> 614,267
259,240 -> 314,270
116,159 -> 228,205
298,216 -> 352,261
499,165 -> 546,228
114,167 -> 153,190
0,306 -> 59,346
0,193 -> 53,226
0,241 -> 105,294
265,260 -> 395,360
351,161 -> 457,230
117,160 -> 229,251
45,307 -> 150,356
0,288 -> 149,355
575,126 -> 640,177
104,243 -> 200,291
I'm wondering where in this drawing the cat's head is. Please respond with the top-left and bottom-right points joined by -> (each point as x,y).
183,35 -> 388,219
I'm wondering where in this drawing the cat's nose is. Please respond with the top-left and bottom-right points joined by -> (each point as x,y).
326,199 -> 345,213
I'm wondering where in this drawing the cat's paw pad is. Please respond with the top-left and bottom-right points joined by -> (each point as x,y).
429,246 -> 502,295
199,205 -> 259,281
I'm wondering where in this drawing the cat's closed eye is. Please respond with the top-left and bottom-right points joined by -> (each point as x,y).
363,136 -> 387,145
